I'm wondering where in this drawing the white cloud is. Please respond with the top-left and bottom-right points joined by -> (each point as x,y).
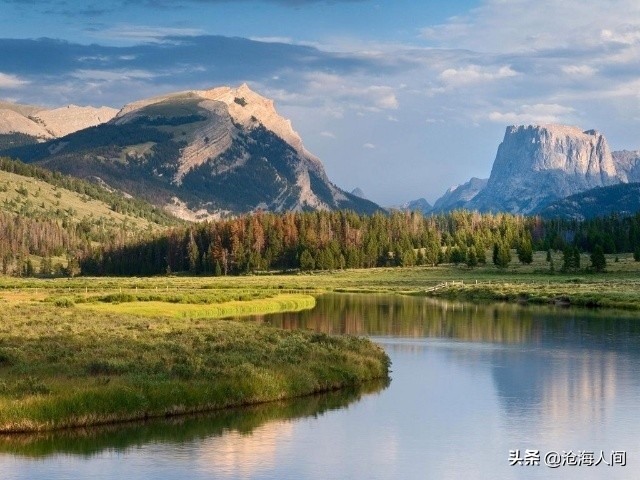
363,143 -> 376,149
249,36 -> 295,44
600,26 -> 640,45
0,72 -> 28,89
561,65 -> 597,76
320,130 -> 336,138
487,104 -> 575,124
439,65 -> 518,88
422,0 -> 640,52
267,71 -> 399,117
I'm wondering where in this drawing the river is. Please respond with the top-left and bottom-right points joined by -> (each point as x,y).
1,293 -> 639,479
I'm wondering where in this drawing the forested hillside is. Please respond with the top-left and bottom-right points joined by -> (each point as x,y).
0,157 -> 181,276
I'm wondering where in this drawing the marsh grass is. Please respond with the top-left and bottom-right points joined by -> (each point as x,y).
75,294 -> 317,319
0,303 -> 389,432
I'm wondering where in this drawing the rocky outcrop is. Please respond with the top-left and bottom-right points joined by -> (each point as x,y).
0,103 -> 117,139
32,105 -> 118,138
612,150 -> 640,183
467,125 -> 621,213
432,177 -> 487,212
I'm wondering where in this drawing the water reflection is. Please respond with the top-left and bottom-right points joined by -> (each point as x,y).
260,293 -> 640,347
259,293 -> 640,477
4,294 -> 640,479
0,380 -> 387,459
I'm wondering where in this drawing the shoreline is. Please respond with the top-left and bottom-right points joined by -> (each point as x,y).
0,296 -> 389,433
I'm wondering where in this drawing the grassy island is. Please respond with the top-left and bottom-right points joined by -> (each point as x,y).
0,292 -> 389,433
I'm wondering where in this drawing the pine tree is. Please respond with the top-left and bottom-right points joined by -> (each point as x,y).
299,249 -> 315,271
590,245 -> 606,272
517,234 -> 533,264
187,231 -> 200,274
467,248 -> 478,268
494,242 -> 511,269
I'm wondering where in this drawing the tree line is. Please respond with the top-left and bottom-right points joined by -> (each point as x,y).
81,209 -> 638,276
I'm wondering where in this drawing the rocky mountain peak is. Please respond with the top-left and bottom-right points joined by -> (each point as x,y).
198,84 -> 312,161
467,123 -> 621,213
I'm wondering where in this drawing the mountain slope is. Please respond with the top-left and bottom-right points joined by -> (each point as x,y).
613,150 -> 640,182
431,177 -> 487,212
536,182 -> 640,220
0,157 -> 179,232
1,85 -> 380,218
396,198 -> 432,214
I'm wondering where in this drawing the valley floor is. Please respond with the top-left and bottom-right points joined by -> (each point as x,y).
0,250 -> 638,432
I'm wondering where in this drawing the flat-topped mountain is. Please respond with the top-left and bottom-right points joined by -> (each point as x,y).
0,84 -> 380,219
467,124 -> 620,213
425,124 -> 640,216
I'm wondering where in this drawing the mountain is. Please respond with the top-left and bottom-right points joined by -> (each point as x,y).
0,85 -> 380,219
466,124 -> 621,213
396,198 -> 432,214
0,101 -> 118,140
350,187 -> 366,199
431,177 -> 487,212
537,182 -> 640,220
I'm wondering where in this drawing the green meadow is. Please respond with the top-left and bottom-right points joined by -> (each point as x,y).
1,249 -> 639,432
0,285 -> 388,433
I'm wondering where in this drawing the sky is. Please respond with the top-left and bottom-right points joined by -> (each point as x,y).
1,0 -> 640,206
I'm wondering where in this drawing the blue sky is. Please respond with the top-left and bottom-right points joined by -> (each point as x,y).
1,0 -> 639,206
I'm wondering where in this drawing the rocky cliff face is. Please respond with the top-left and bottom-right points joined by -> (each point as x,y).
612,150 -> 640,183
467,124 -> 622,213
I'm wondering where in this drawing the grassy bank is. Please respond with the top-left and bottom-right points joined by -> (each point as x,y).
425,280 -> 640,310
0,303 -> 389,433
2,250 -> 640,311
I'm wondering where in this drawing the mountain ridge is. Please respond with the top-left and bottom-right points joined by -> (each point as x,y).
0,102 -> 118,139
0,85 -> 380,218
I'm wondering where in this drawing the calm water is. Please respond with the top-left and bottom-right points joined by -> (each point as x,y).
2,294 -> 640,479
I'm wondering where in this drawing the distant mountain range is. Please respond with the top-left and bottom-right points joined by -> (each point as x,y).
401,124 -> 640,218
0,84 -> 380,219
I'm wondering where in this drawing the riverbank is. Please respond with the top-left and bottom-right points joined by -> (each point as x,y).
0,299 -> 389,433
3,250 -> 640,311
423,280 -> 640,310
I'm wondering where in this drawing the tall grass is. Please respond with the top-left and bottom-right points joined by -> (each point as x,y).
0,304 -> 389,432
